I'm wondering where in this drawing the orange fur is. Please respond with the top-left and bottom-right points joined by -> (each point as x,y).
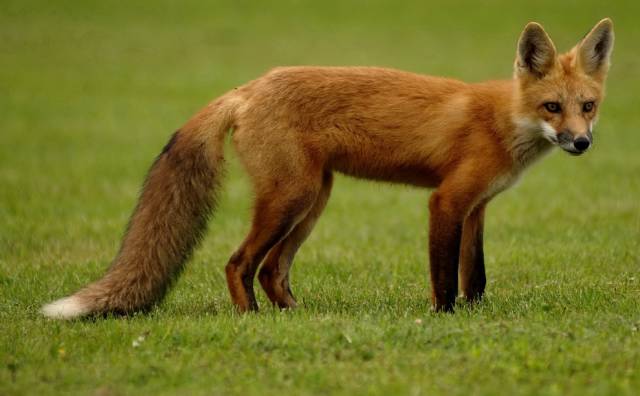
41,19 -> 614,319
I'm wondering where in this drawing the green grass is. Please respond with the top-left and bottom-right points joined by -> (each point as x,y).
1,1 -> 639,395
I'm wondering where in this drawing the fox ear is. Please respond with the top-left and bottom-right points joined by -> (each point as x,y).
577,18 -> 614,77
515,22 -> 557,78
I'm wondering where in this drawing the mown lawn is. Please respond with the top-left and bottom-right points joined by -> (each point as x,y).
1,1 -> 639,395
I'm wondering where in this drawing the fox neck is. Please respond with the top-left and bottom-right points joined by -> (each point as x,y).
489,80 -> 555,169
508,117 -> 555,167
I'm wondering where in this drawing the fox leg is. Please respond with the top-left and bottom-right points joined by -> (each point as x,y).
459,203 -> 487,303
258,172 -> 333,308
225,189 -> 319,312
428,172 -> 487,312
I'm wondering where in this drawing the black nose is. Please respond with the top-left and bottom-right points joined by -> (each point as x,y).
574,136 -> 591,152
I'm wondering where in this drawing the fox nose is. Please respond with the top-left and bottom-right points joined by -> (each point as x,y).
573,136 -> 591,152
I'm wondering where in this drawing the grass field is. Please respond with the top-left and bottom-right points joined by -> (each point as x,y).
1,1 -> 639,395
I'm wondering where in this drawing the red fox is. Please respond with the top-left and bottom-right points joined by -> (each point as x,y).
42,19 -> 614,318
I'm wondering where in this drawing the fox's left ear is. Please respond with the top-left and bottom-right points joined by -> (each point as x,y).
577,18 -> 614,78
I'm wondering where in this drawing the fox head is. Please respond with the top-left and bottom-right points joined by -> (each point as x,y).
514,19 -> 614,155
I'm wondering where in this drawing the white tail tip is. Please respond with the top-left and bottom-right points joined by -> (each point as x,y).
41,296 -> 90,320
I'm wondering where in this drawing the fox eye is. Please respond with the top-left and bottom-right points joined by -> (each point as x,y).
543,102 -> 561,113
583,101 -> 595,112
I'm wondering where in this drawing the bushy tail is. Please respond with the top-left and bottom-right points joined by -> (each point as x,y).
42,93 -> 242,319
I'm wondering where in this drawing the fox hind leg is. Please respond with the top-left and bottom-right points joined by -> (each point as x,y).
225,172 -> 322,312
258,171 -> 333,308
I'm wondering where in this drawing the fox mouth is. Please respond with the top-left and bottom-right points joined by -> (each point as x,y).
544,136 -> 582,155
561,147 -> 585,156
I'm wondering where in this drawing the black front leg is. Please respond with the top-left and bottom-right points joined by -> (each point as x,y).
459,203 -> 487,303
428,192 -> 465,312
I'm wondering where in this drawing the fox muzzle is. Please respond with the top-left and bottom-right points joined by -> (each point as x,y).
558,130 -> 592,155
